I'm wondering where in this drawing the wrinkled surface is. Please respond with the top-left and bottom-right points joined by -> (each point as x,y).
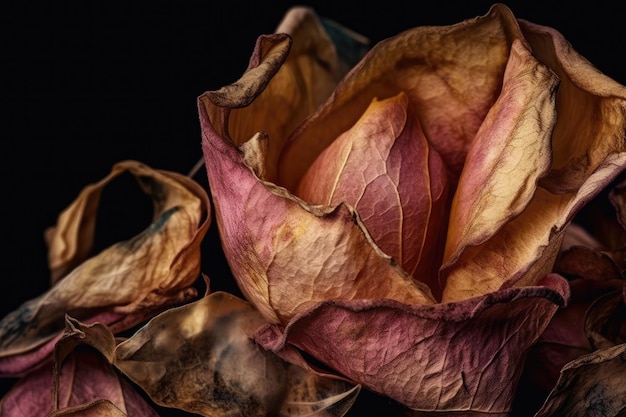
198,4 -> 626,414
199,3 -> 626,413
45,401 -> 129,417
0,348 -> 158,417
257,274 -> 568,413
0,160 -> 210,376
57,292 -> 360,417
297,92 -> 450,297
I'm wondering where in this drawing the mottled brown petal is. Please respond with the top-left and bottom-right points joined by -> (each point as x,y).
113,291 -> 288,417
281,366 -> 361,416
257,274 -> 569,413
62,292 -> 360,417
0,160 -> 210,372
534,343 -> 626,417
296,92 -> 449,296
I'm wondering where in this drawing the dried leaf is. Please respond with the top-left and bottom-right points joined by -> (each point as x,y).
257,274 -> 569,414
0,348 -> 159,417
534,343 -> 626,417
0,160 -> 211,376
59,292 -> 360,417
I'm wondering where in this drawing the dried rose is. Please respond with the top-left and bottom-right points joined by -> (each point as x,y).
198,3 -> 626,414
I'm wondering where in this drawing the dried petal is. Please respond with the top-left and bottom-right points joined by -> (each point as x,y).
0,160 -> 210,375
205,6 -> 368,183
257,274 -> 569,414
297,92 -> 450,296
0,349 -> 158,417
534,343 -> 626,417
59,292 -> 360,417
441,39 -> 558,300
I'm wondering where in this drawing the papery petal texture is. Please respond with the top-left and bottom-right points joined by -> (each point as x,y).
0,160 -> 210,376
257,274 -> 569,414
297,92 -> 450,296
199,2 -> 626,414
0,349 -> 159,417
200,15 -> 434,324
55,292 -> 360,417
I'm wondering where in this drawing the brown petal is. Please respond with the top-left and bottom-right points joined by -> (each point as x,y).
296,92 -> 450,296
111,292 -> 289,416
584,289 -> 626,350
555,245 -> 624,281
60,292 -> 360,417
534,343 -> 626,417
256,274 -> 569,413
0,160 -> 210,372
281,366 -> 361,416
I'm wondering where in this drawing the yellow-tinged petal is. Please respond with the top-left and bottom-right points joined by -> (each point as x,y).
0,160 -> 210,364
279,4 -> 524,191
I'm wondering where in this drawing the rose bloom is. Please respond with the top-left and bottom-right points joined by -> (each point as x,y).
198,4 -> 626,415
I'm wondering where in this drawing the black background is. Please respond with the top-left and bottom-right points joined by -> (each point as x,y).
1,1 -> 625,415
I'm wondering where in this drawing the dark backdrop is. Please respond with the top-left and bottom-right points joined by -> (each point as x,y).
2,1 -> 625,415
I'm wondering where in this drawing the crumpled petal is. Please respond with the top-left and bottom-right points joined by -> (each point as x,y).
441,38 -> 558,301
0,160 -> 210,376
0,348 -> 159,417
256,274 -> 569,414
56,291 -> 361,417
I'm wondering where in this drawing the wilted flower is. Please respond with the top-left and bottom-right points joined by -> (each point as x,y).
199,3 -> 626,414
